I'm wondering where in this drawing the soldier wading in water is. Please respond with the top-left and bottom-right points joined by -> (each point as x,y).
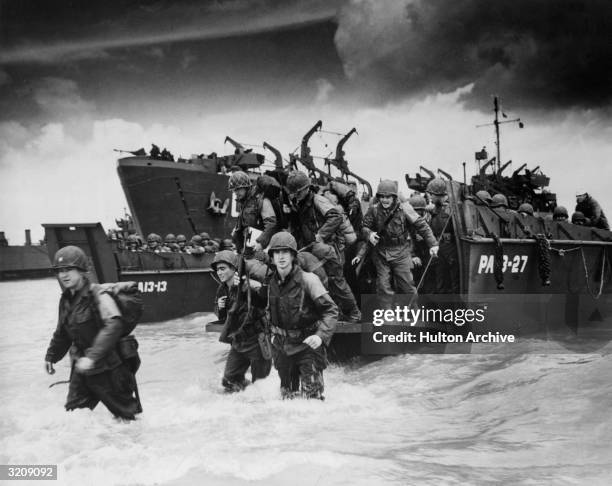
213,250 -> 272,392
44,246 -> 142,420
252,231 -> 338,399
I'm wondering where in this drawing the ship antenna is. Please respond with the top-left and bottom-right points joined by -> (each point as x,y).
476,96 -> 524,174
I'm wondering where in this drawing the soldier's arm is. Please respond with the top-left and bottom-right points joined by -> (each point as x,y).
214,287 -> 227,321
361,206 -> 376,239
402,202 -> 437,247
302,272 -> 338,345
590,199 -> 604,223
314,195 -> 342,241
44,305 -> 72,363
257,197 -> 278,247
86,292 -> 124,363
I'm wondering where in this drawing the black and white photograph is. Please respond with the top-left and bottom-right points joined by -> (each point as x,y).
1,1 -> 611,484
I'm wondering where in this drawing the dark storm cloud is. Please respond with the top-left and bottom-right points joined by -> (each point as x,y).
335,0 -> 612,110
0,0 -> 341,63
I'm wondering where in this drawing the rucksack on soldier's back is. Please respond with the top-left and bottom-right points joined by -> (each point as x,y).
91,281 -> 144,335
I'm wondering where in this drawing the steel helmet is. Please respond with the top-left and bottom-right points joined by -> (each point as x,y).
425,178 -> 447,196
147,233 -> 161,243
267,231 -> 298,257
518,203 -> 534,215
376,180 -> 398,198
491,193 -> 508,208
191,235 -> 203,245
228,171 -> 252,191
553,206 -> 569,220
211,250 -> 239,271
286,171 -> 311,194
408,194 -> 427,210
52,245 -> 88,271
220,238 -> 234,250
164,233 -> 176,243
571,211 -> 586,224
475,190 -> 492,204
176,234 -> 187,243
199,232 -> 211,240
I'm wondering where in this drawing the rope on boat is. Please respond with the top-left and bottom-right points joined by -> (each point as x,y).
580,247 -> 607,299
491,233 -> 505,289
534,234 -> 551,286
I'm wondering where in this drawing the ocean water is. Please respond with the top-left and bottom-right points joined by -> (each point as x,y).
1,278 -> 612,486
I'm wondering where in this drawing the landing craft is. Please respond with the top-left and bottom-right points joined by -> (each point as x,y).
43,101 -> 612,356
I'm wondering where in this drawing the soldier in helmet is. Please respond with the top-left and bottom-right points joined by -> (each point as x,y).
176,234 -> 188,252
199,232 -> 219,253
491,193 -> 518,237
189,235 -> 206,255
44,246 -> 142,420
213,251 -> 271,392
228,171 -> 278,253
426,178 -> 459,294
251,231 -> 338,399
126,234 -> 141,252
145,233 -> 162,253
163,233 -> 178,252
407,193 -> 433,291
571,211 -> 587,225
285,170 -> 361,322
220,238 -> 235,251
575,191 -> 609,230
355,180 -> 437,306
553,206 -> 569,222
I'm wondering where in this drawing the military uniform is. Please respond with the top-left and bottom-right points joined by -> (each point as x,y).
231,173 -> 278,252
45,281 -> 141,420
576,194 -> 609,230
215,280 -> 271,391
256,265 -> 338,399
362,201 -> 436,300
293,191 -> 360,321
429,202 -> 460,294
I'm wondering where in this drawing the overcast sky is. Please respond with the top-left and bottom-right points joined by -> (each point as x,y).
1,0 -> 611,243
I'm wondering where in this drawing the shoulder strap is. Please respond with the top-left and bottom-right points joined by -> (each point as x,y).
378,203 -> 401,234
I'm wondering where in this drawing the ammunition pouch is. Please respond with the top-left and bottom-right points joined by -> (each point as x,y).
117,335 -> 141,373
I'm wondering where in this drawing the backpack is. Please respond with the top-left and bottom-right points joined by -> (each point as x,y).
91,281 -> 144,335
256,174 -> 288,229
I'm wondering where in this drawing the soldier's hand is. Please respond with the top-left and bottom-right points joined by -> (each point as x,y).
75,357 -> 94,373
233,274 -> 240,286
248,279 -> 262,290
282,203 -> 291,214
254,242 -> 263,252
217,296 -> 227,309
303,334 -> 322,349
412,256 -> 422,267
369,232 -> 380,246
315,233 -> 324,243
429,245 -> 439,257
351,256 -> 361,266
45,361 -> 55,375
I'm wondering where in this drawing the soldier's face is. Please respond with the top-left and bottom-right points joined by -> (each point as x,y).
576,194 -> 587,203
235,188 -> 248,200
273,249 -> 293,271
379,195 -> 394,208
56,267 -> 85,291
148,240 -> 158,249
216,263 -> 235,283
